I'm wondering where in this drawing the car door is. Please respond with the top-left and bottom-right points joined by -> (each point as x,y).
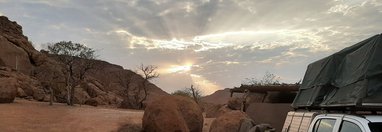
309,115 -> 342,132
338,116 -> 369,132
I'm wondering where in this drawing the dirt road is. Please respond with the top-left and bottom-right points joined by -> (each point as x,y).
0,99 -> 143,132
0,99 -> 215,132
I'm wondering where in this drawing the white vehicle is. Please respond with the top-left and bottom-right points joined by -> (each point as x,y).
282,34 -> 382,132
282,111 -> 382,132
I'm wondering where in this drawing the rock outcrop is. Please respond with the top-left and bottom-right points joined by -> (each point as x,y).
202,103 -> 223,118
142,95 -> 204,132
209,111 -> 255,132
0,66 -> 47,101
0,16 -> 35,75
227,97 -> 243,110
0,76 -> 17,103
0,16 -> 168,108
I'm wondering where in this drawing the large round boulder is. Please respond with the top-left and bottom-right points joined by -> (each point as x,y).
210,111 -> 255,132
119,98 -> 133,109
216,105 -> 233,117
249,124 -> 276,132
227,97 -> 243,110
84,82 -> 106,98
203,103 -> 224,118
0,77 -> 17,103
142,95 -> 204,132
73,87 -> 90,104
32,88 -> 45,101
17,87 -> 27,98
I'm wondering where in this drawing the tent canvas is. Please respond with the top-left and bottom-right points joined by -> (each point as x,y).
292,34 -> 382,109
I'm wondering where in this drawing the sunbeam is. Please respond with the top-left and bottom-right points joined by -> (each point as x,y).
168,64 -> 193,73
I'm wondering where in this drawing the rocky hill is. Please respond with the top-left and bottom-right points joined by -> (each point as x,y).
0,16 -> 168,108
202,86 -> 297,105
201,88 -> 243,105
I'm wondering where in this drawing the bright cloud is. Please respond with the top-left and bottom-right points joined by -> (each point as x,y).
327,0 -> 371,15
190,74 -> 220,95
167,64 -> 193,73
1,0 -> 382,94
112,29 -> 332,53
328,4 -> 352,15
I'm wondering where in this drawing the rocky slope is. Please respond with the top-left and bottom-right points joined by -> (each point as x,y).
202,87 -> 297,105
201,88 -> 243,105
0,16 -> 168,108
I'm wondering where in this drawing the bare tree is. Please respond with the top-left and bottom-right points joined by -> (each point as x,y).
189,85 -> 202,104
115,71 -> 135,108
137,64 -> 159,109
36,67 -> 61,106
116,71 -> 133,95
47,41 -> 96,106
172,90 -> 192,97
244,71 -> 280,86
172,85 -> 203,104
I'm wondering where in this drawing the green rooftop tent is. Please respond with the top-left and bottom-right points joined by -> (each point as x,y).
292,34 -> 382,109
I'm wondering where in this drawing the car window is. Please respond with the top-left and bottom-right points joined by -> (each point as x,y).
313,119 -> 336,132
313,119 -> 321,132
339,121 -> 362,132
369,122 -> 382,132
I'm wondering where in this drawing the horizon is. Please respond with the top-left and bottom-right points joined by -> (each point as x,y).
1,0 -> 382,95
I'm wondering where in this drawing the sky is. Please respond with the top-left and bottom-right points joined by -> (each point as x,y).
1,0 -> 382,95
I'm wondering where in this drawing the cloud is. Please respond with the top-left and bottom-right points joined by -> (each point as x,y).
1,0 -> 382,94
190,74 -> 220,95
23,0 -> 71,7
107,28 -> 333,54
328,4 -> 353,15
327,0 -> 369,15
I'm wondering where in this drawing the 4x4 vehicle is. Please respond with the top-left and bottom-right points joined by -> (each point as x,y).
282,34 -> 382,132
309,114 -> 382,132
282,111 -> 382,132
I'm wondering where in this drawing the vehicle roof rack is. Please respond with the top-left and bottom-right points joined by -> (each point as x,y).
294,106 -> 382,115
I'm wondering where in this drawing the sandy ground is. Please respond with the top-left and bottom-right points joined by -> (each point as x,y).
0,99 -> 143,132
203,118 -> 215,132
0,99 -> 215,132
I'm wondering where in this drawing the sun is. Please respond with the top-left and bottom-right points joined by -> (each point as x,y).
168,63 -> 193,73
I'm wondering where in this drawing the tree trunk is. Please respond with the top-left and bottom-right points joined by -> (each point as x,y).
70,85 -> 75,106
190,85 -> 198,104
126,88 -> 134,109
66,86 -> 71,105
49,86 -> 53,106
139,81 -> 148,109
67,66 -> 75,106
66,71 -> 71,105
140,88 -> 147,109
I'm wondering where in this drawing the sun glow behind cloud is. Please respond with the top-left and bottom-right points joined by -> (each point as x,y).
190,74 -> 220,95
167,64 -> 192,73
158,62 -> 219,95
110,28 -> 335,94
112,29 -> 331,53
